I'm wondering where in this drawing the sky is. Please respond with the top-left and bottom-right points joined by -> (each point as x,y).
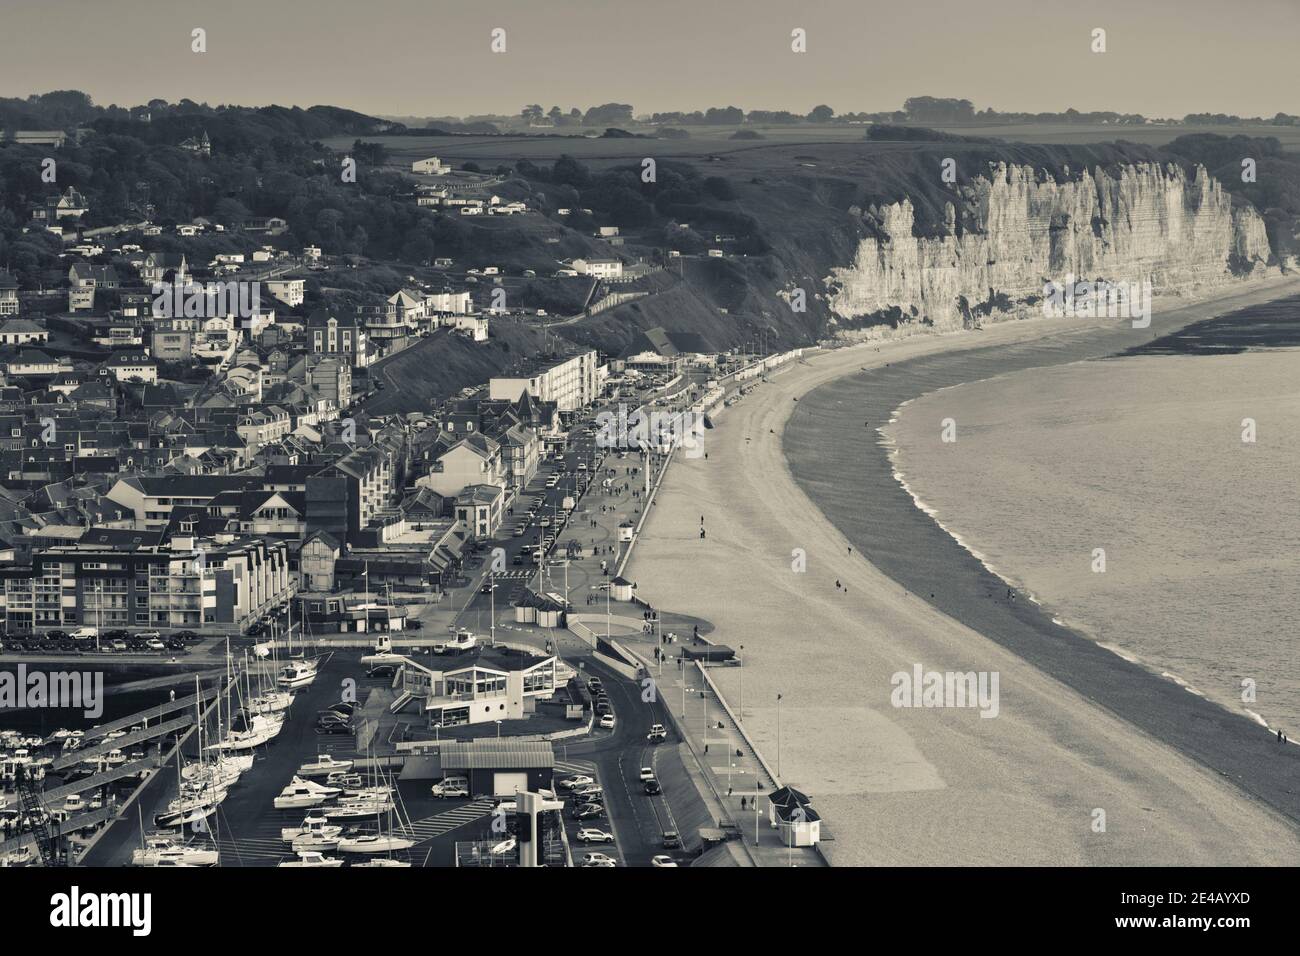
0,0 -> 1295,120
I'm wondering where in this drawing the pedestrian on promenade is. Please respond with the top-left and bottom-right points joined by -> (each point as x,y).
1278,729 -> 1283,742
740,796 -> 747,811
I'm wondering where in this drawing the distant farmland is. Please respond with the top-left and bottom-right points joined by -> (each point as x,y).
326,122 -> 1300,172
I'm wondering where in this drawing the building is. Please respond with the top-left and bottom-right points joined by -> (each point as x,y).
179,131 -> 211,156
0,272 -> 19,316
264,278 -> 305,308
0,534 -> 292,633
425,291 -> 474,316
454,315 -> 490,342
106,475 -> 259,531
305,310 -> 371,368
412,157 -> 449,175
454,483 -> 506,540
489,350 -> 600,413
139,253 -> 188,287
417,433 -> 505,499
100,352 -> 158,384
300,529 -> 342,591
0,320 -> 47,347
396,650 -> 560,732
7,130 -> 66,147
437,739 -> 556,797
768,786 -> 822,847
572,258 -> 623,279
498,424 -> 540,490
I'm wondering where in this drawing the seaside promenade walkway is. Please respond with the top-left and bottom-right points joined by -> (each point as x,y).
474,398 -> 823,865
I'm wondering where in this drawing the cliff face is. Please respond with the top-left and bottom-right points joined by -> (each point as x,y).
827,162 -> 1273,330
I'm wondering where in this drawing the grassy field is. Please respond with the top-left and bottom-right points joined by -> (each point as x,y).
327,123 -> 1300,171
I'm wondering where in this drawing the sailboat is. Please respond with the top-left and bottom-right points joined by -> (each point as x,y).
246,645 -> 294,714
154,679 -> 228,829
335,766 -> 414,856
182,752 -> 252,783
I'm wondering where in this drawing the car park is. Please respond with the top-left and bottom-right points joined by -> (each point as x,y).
575,828 -> 614,844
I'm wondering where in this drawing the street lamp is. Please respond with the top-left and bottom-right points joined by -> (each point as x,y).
776,693 -> 782,778
738,644 -> 744,722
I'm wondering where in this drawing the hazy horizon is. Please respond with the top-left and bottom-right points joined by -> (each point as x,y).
0,0 -> 1294,120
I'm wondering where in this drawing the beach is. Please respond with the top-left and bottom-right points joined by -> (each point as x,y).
626,275 -> 1300,866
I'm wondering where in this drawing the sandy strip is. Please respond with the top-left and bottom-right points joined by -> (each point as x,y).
626,276 -> 1300,866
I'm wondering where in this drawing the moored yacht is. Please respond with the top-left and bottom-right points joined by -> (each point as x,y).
131,835 -> 220,867
273,775 -> 342,809
337,832 -> 416,854
278,849 -> 344,868
276,660 -> 318,689
297,754 -> 353,777
280,813 -> 343,843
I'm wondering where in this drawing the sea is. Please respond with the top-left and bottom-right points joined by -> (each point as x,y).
882,295 -> 1300,731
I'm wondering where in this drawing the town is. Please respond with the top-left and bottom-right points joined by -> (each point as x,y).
0,114 -> 827,868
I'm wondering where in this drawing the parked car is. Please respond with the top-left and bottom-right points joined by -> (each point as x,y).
575,828 -> 614,844
571,785 -> 604,801
109,639 -> 128,652
315,722 -> 352,736
559,775 -> 594,791
430,780 -> 470,798
650,855 -> 678,868
571,803 -> 604,820
581,852 -> 617,867
145,639 -> 165,651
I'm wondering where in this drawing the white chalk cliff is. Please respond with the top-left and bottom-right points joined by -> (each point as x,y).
827,162 -> 1272,329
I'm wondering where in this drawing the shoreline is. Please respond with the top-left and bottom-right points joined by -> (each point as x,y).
627,274 -> 1300,865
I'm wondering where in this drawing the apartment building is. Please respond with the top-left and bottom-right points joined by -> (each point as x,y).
489,350 -> 600,413
0,533 -> 291,633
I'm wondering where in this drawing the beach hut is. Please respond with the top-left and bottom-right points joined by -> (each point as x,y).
768,785 -> 821,847
610,576 -> 635,602
514,590 -> 540,624
617,521 -> 635,543
535,596 -> 566,629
